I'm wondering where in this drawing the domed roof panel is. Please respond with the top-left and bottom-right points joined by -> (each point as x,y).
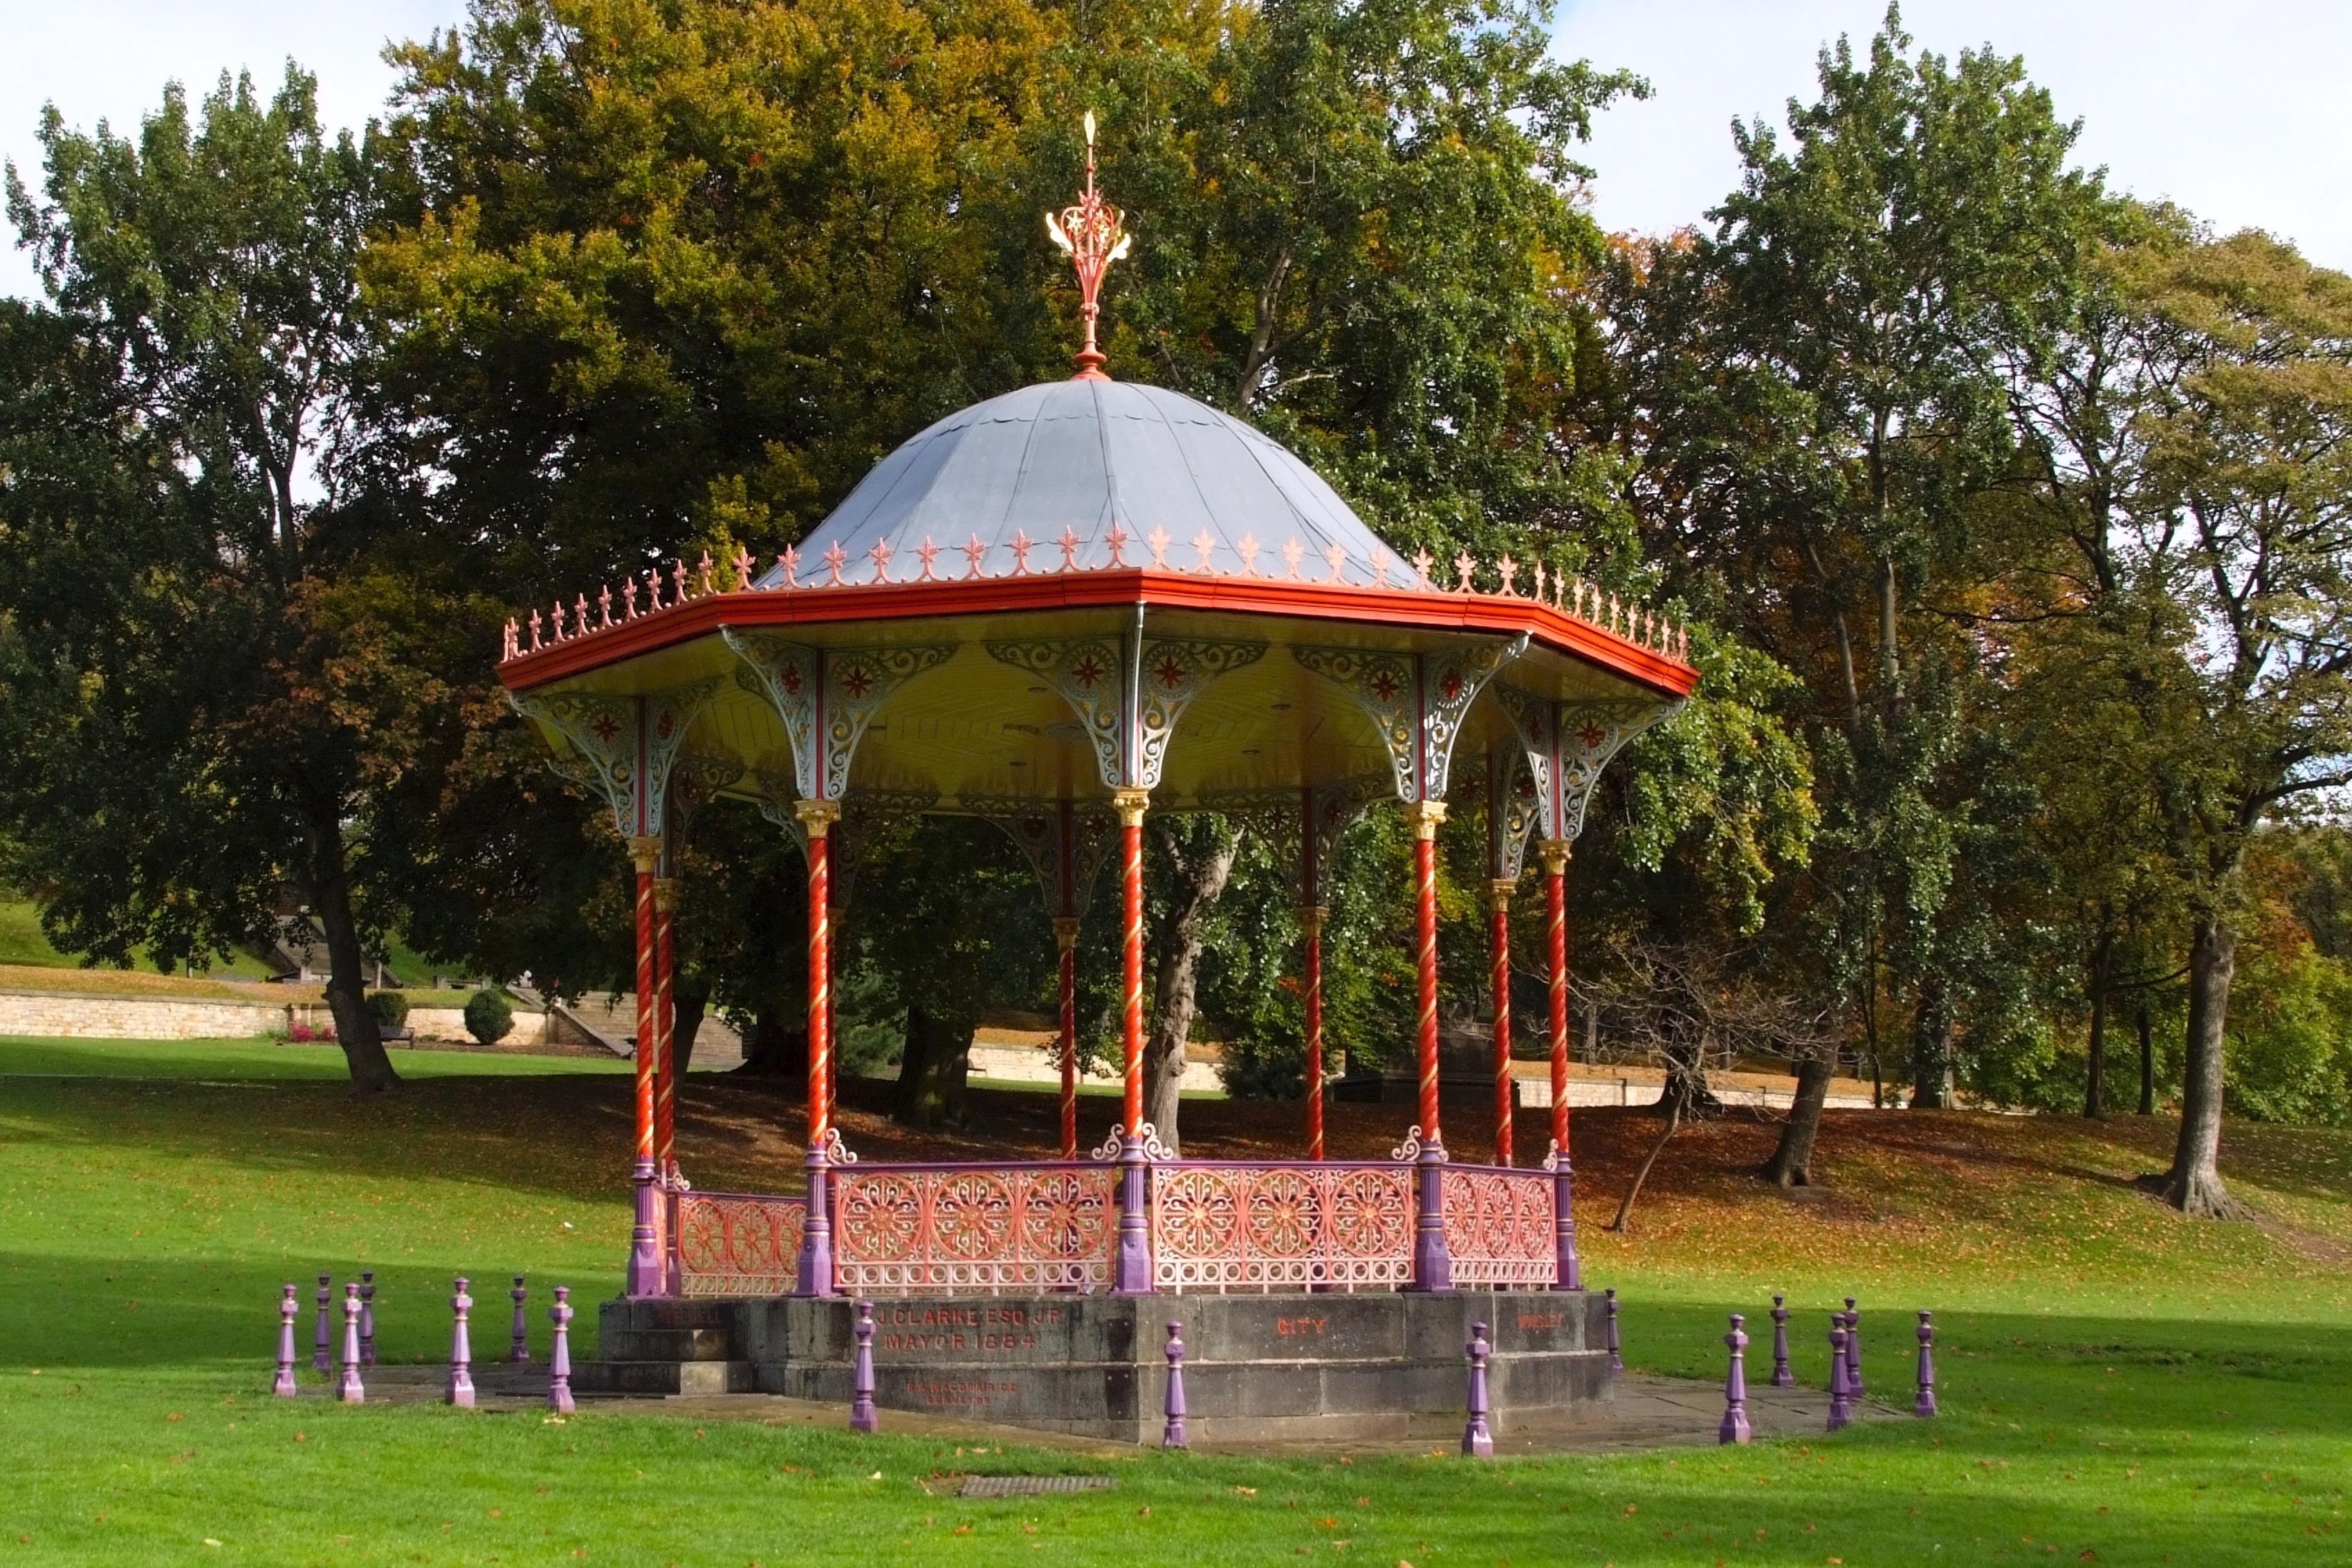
769,379 -> 1405,585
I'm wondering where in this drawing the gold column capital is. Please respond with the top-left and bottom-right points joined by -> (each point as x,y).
652,877 -> 681,913
1297,904 -> 1331,937
1053,916 -> 1083,950
1404,798 -> 1448,840
793,797 -> 842,836
1536,838 -> 1571,875
1489,877 -> 1519,904
1112,786 -> 1150,827
627,835 -> 663,873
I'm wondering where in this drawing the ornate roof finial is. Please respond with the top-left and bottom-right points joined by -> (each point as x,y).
1046,111 -> 1131,380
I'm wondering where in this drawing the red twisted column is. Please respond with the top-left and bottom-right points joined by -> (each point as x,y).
1112,786 -> 1154,1293
1490,878 -> 1516,1167
1054,916 -> 1081,1159
794,799 -> 841,1295
1406,800 -> 1452,1290
1539,837 -> 1581,1289
653,877 -> 679,1180
624,836 -> 663,1296
1301,905 -> 1329,1161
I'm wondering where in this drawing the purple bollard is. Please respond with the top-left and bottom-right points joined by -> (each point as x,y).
311,1273 -> 333,1374
1461,1321 -> 1496,1457
359,1271 -> 377,1367
546,1286 -> 577,1415
445,1277 -> 476,1409
274,1284 -> 300,1397
1913,1311 -> 1938,1418
1604,1287 -> 1622,1372
1769,1293 -> 1794,1386
337,1284 -> 365,1404
849,1300 -> 878,1434
1845,1297 -> 1863,1397
1162,1322 -> 1188,1450
1719,1313 -> 1752,1445
509,1275 -> 531,1363
1826,1322 -> 1851,1432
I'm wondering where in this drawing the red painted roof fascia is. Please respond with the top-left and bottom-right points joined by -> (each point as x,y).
497,571 -> 1698,701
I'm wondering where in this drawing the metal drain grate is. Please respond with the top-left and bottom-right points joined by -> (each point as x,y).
958,1475 -> 1117,1499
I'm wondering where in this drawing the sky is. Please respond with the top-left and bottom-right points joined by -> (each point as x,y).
2,0 -> 2348,304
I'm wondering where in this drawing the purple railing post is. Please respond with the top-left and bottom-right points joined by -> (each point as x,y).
1550,1157 -> 1581,1291
1845,1298 -> 1863,1396
1826,1321 -> 1851,1432
445,1277 -> 476,1409
1460,1321 -> 1495,1457
1770,1293 -> 1794,1387
797,1147 -> 837,1297
1114,1140 -> 1154,1294
546,1287 -> 577,1414
1604,1287 -> 1622,1372
1718,1313 -> 1752,1444
1410,1145 -> 1453,1291
337,1284 -> 365,1404
849,1300 -> 878,1434
1161,1322 -> 1188,1450
509,1275 -> 531,1363
311,1273 -> 333,1374
274,1285 -> 299,1397
358,1271 -> 377,1367
1913,1311 -> 1938,1418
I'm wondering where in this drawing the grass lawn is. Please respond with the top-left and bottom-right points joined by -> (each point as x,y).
0,1037 -> 2344,1566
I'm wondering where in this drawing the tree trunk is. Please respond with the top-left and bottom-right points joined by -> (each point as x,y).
894,1005 -> 971,1132
1141,821 -> 1238,1154
1910,978 -> 1955,1109
673,981 -> 708,1078
1762,1048 -> 1836,1188
2155,916 -> 2245,1218
1650,1044 -> 1721,1119
737,1002 -> 806,1078
2136,1000 -> 2156,1116
302,804 -> 398,1093
1609,1100 -> 1680,1233
2084,931 -> 2113,1120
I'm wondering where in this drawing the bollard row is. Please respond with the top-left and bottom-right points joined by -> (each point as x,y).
272,1271 -> 573,1408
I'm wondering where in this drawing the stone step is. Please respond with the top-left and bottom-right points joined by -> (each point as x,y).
600,1324 -> 737,1363
573,1358 -> 757,1396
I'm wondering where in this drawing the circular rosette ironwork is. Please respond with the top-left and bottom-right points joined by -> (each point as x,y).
727,1199 -> 783,1276
1242,1168 -> 1320,1262
1019,1170 -> 1112,1262
838,1172 -> 925,1263
1327,1166 -> 1413,1262
1152,1166 -> 1243,1261
929,1171 -> 1017,1262
678,1195 -> 729,1274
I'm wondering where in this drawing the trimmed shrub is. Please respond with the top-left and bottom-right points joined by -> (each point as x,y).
365,990 -> 410,1029
464,988 -> 515,1045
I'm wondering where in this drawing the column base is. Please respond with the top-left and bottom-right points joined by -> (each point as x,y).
625,1160 -> 664,1298
1552,1164 -> 1583,1291
1407,1146 -> 1453,1292
796,1153 -> 836,1297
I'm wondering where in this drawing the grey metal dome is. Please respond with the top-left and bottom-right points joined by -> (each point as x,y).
764,378 -> 1405,587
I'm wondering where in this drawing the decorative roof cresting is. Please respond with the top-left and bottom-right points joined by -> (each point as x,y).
1045,112 -> 1131,380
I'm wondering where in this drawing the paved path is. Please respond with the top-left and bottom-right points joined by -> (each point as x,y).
282,1366 -> 1901,1455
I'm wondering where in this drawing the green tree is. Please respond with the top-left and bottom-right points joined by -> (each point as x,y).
0,68 -> 452,1091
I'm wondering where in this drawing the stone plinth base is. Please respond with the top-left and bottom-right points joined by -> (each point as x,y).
578,1289 -> 1613,1444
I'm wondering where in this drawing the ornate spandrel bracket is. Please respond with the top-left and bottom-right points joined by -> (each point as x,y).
725,631 -> 955,802
1483,740 -> 1542,883
1492,685 -> 1683,843
961,797 -> 1118,923
1292,637 -> 1525,803
1197,773 -> 1388,903
665,752 -> 746,845
752,771 -> 937,907
986,634 -> 1267,791
515,679 -> 723,840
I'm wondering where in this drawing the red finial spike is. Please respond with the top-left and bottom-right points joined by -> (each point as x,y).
1045,112 -> 1132,380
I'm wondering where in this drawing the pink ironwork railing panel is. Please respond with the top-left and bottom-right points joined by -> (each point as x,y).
676,1191 -> 808,1298
1440,1165 -> 1556,1289
834,1163 -> 1117,1295
1150,1161 -> 1415,1293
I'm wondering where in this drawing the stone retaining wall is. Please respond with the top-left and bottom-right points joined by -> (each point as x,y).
0,988 -> 544,1044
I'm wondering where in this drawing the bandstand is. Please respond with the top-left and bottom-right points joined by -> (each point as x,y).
494,131 -> 1698,1440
